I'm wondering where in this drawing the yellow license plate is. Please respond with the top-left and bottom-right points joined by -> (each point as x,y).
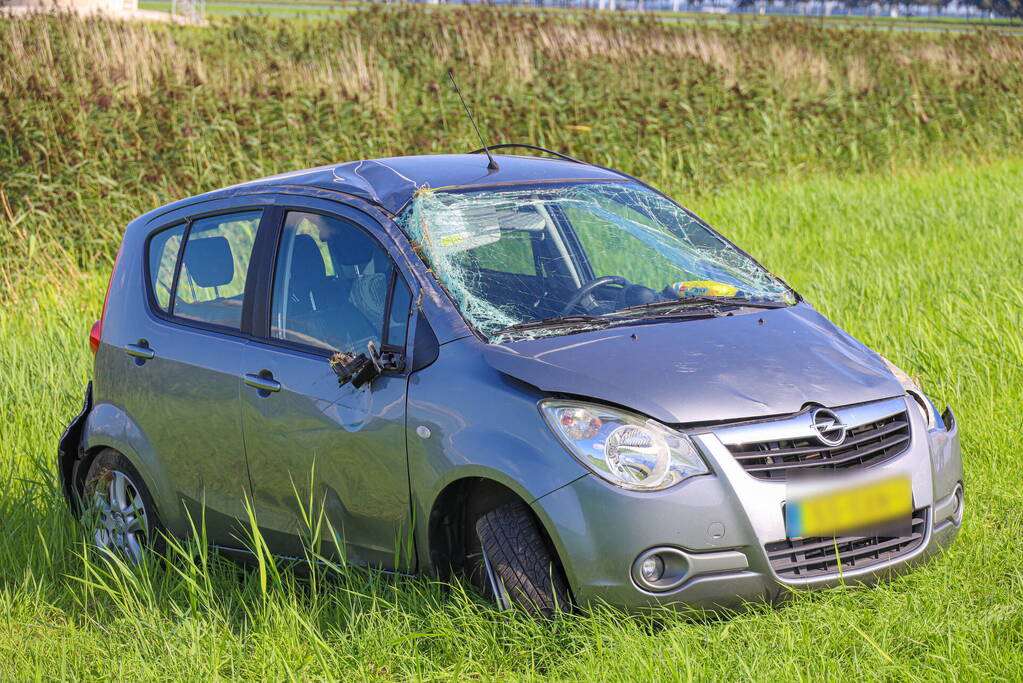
785,476 -> 912,540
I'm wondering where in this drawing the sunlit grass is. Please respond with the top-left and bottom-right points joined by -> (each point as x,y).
1,8 -> 1020,678
0,158 -> 1020,679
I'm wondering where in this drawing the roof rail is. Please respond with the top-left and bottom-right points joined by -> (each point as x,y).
468,143 -> 586,165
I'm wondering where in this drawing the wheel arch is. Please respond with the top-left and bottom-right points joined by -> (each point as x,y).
426,475 -> 567,585
80,402 -> 180,532
65,444 -> 108,513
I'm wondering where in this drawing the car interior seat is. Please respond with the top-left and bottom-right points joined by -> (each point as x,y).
176,235 -> 243,327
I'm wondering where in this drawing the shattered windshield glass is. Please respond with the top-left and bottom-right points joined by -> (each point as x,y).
397,181 -> 795,342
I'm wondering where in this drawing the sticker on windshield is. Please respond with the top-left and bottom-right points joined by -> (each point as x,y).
671,281 -> 740,298
421,204 -> 502,253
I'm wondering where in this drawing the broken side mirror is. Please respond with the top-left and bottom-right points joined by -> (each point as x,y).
329,341 -> 404,388
367,340 -> 405,373
329,351 -> 378,388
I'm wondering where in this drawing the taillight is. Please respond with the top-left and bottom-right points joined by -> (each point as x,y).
91,243 -> 123,355
89,320 -> 102,354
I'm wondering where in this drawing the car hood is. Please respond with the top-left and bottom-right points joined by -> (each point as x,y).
482,303 -> 904,425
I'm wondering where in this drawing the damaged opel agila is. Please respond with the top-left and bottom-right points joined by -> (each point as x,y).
59,148 -> 964,616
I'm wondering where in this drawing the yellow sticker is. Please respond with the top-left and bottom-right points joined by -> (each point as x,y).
440,233 -> 466,246
672,281 -> 739,298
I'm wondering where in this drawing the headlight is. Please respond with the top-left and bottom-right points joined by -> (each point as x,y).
539,400 -> 709,491
880,355 -> 941,430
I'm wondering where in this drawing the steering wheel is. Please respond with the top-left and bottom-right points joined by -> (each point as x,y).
560,276 -> 630,315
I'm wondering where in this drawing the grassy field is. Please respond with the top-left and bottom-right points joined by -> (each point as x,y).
2,8 -> 1023,680
3,10 -> 1023,285
2,158 -> 1021,680
132,1 -> 1023,32
139,0 -> 355,19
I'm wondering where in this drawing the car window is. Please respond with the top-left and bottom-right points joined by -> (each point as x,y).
386,274 -> 413,347
563,204 -> 683,289
172,211 -> 262,330
148,223 -> 187,312
270,211 -> 396,353
454,232 -> 536,276
397,182 -> 794,341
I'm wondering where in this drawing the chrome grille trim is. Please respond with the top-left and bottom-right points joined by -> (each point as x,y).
713,397 -> 911,481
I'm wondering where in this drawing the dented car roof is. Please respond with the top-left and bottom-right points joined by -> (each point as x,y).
161,154 -> 631,217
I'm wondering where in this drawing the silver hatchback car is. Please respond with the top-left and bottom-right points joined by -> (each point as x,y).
60,150 -> 964,615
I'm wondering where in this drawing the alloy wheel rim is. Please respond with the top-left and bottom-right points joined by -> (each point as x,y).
90,470 -> 149,563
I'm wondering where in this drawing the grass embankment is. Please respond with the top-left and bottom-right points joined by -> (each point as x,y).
139,0 -> 354,20
133,1 -> 1023,33
1,159 -> 1022,679
2,10 -> 1023,281
1,9 -> 1022,679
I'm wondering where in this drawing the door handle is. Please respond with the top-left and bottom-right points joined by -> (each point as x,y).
243,373 -> 281,393
124,342 -> 155,360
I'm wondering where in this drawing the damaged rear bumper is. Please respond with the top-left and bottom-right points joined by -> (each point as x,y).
57,382 -> 92,515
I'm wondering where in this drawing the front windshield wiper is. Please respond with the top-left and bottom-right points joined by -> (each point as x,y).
496,309 -> 719,338
494,314 -> 609,336
493,297 -> 789,337
608,296 -> 790,316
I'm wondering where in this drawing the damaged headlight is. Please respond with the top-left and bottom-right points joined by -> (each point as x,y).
881,355 -> 943,431
540,400 -> 709,491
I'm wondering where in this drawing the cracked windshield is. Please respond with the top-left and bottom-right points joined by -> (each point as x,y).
399,181 -> 794,342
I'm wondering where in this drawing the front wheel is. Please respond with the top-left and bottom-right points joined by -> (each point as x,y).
474,500 -> 571,617
83,449 -> 164,563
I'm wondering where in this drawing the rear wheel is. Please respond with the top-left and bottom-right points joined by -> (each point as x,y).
83,450 -> 164,563
473,500 -> 571,617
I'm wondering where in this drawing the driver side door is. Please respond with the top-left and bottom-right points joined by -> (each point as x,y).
239,205 -> 416,570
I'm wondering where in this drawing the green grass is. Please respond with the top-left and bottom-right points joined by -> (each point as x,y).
1,158 -> 1022,680
139,0 -> 355,19
2,8 -> 1022,680
134,1 -> 1023,32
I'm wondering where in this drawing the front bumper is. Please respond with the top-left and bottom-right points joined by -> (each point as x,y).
531,400 -> 963,612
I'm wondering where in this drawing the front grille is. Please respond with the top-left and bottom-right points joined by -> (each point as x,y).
725,410 -> 911,481
765,509 -> 927,579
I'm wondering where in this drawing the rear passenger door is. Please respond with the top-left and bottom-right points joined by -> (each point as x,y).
129,209 -> 267,545
239,205 -> 416,570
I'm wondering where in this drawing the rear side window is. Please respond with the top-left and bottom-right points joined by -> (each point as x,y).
146,210 -> 262,331
148,224 -> 187,312
270,211 -> 409,353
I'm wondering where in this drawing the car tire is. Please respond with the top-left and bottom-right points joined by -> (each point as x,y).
83,449 -> 165,563
474,500 -> 571,617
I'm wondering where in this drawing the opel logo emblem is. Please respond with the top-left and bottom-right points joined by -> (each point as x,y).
811,408 -> 848,446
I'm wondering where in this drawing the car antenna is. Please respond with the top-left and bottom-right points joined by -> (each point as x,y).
447,70 -> 499,172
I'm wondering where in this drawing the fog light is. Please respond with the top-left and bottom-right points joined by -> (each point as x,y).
632,547 -> 691,592
640,555 -> 665,583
